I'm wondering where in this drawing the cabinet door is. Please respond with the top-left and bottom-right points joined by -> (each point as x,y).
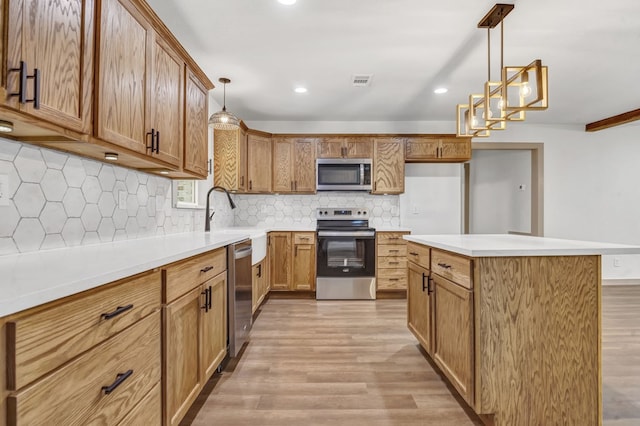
96,0 -> 152,153
373,137 -> 405,194
150,37 -> 183,167
214,128 -> 242,191
407,262 -> 432,353
345,137 -> 373,158
4,0 -> 93,133
183,69 -> 209,178
405,137 -> 439,161
292,243 -> 315,291
269,232 -> 291,290
201,273 -> 227,382
164,286 -> 203,426
439,138 -> 471,161
317,137 -> 344,158
247,133 -> 272,192
272,137 -> 294,193
432,274 -> 474,405
293,138 -> 316,192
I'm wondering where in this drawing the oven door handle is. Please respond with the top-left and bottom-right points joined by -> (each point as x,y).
317,231 -> 376,238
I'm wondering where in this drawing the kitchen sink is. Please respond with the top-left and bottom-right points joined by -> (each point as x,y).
212,228 -> 266,265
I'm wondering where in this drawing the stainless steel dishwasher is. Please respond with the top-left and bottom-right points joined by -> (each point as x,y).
227,239 -> 252,357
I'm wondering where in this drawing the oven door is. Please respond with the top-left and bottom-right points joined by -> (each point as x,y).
316,230 -> 376,277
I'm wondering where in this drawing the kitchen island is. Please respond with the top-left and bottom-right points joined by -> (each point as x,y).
403,234 -> 640,426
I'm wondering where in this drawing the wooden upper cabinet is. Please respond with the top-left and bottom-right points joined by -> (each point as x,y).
214,127 -> 247,192
273,137 -> 316,193
149,37 -> 183,168
317,137 -> 372,159
373,137 -> 405,194
95,0 -> 152,154
183,68 -> 209,178
3,0 -> 94,133
247,133 -> 272,192
345,137 -> 373,158
405,136 -> 471,162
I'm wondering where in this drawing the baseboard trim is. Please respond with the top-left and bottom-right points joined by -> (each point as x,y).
602,278 -> 640,286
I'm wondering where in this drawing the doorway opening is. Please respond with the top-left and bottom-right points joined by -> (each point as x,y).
463,142 -> 544,236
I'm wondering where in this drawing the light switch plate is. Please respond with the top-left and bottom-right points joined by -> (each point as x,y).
0,174 -> 10,206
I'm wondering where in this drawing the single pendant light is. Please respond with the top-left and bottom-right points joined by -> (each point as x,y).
209,77 -> 240,130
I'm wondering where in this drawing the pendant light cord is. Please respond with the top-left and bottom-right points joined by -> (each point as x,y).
222,82 -> 227,112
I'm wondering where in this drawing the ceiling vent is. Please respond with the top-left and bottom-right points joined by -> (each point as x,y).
352,74 -> 373,87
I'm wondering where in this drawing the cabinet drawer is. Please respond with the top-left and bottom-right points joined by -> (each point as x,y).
7,270 -> 161,390
8,312 -> 161,426
293,232 -> 316,245
431,249 -> 472,289
377,256 -> 407,269
377,232 -> 408,245
407,242 -> 430,269
377,268 -> 407,279
164,248 -> 227,302
378,244 -> 407,257
377,277 -> 407,290
118,382 -> 161,426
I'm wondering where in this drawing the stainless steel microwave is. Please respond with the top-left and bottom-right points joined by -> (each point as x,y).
316,158 -> 372,191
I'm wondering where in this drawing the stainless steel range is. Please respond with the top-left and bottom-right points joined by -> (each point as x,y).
315,208 -> 376,300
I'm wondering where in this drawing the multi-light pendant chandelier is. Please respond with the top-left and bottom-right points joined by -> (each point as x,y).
456,3 -> 548,137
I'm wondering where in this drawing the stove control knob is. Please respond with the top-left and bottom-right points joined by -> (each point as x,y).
318,211 -> 323,216
357,211 -> 361,215
324,210 -> 329,215
362,210 -> 367,215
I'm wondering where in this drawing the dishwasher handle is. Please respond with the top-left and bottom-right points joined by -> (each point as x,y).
234,246 -> 252,260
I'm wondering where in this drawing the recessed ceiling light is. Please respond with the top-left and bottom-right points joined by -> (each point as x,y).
434,87 -> 448,94
278,0 -> 296,5
294,87 -> 308,94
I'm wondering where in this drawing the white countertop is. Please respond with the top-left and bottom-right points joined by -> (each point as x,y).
0,231 -> 251,317
404,234 -> 640,257
376,227 -> 412,233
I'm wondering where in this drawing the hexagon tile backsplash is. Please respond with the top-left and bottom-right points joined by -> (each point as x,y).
233,193 -> 400,228
0,138 -> 233,255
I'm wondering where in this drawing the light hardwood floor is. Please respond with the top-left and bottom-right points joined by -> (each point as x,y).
182,286 -> 640,425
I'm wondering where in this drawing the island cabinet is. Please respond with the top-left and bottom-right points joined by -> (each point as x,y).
406,238 -> 603,425
372,137 -> 405,194
162,248 -> 227,426
268,231 -> 316,291
317,136 -> 373,159
272,137 -> 317,193
405,136 -> 471,162
2,270 -> 162,426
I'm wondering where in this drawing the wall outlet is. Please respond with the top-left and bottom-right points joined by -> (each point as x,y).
613,257 -> 622,268
118,190 -> 127,210
0,174 -> 10,206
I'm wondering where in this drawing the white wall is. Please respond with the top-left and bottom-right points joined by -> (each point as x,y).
400,163 -> 462,234
469,150 -> 531,234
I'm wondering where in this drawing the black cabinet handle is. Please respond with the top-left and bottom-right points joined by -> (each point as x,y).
249,180 -> 252,190
155,131 -> 160,153
437,262 -> 452,269
102,370 -> 133,395
207,285 -> 212,310
427,276 -> 434,295
27,68 -> 41,109
388,261 -> 399,265
201,288 -> 209,312
101,304 -> 134,320
200,266 -> 214,273
146,129 -> 156,152
257,264 -> 262,278
409,252 -> 419,256
8,61 -> 27,104
422,273 -> 427,292
389,278 -> 399,281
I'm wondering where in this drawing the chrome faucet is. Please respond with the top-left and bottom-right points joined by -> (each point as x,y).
205,186 -> 236,231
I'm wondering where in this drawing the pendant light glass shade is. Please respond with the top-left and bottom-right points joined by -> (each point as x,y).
209,77 -> 240,130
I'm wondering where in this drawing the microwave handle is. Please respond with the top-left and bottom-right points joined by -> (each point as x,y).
360,163 -> 365,185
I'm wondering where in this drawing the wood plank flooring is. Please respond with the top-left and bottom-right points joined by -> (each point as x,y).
182,286 -> 640,425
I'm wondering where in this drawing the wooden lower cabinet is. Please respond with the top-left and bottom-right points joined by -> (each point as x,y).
118,383 -> 162,426
200,273 -> 227,381
252,258 -> 269,313
431,274 -> 474,406
376,231 -> 410,291
407,262 -> 432,353
8,312 -> 161,426
269,232 -> 316,291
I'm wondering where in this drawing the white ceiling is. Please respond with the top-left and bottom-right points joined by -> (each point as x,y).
146,0 -> 640,126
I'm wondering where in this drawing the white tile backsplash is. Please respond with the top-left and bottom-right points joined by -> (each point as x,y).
0,138 -> 398,256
